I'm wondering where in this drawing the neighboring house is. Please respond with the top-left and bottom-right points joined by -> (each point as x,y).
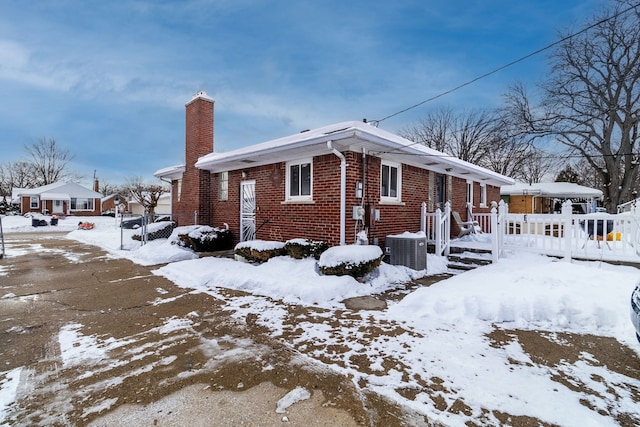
101,194 -> 130,215
155,91 -> 514,247
128,193 -> 171,216
12,182 -> 103,216
500,182 -> 604,214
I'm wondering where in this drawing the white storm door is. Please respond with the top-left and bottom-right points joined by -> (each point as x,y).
240,180 -> 256,242
53,200 -> 64,214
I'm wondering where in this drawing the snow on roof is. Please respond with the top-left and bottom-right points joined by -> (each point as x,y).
12,182 -> 102,199
501,182 -> 603,199
154,164 -> 185,179
195,121 -> 514,187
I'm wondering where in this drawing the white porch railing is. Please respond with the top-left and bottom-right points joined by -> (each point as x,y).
472,212 -> 492,233
421,201 -> 451,257
421,199 -> 640,264
493,199 -> 640,263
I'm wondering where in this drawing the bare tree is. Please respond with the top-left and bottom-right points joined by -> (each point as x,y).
98,181 -> 121,197
25,138 -> 77,186
401,106 -> 548,181
127,177 -> 168,218
446,109 -> 497,164
399,107 -> 454,153
0,161 -> 37,197
519,148 -> 560,185
400,108 -> 498,164
507,1 -> 640,211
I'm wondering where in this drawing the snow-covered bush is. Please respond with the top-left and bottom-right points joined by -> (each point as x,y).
317,245 -> 383,278
234,240 -> 285,263
177,225 -> 233,252
283,238 -> 329,260
0,199 -> 19,215
132,221 -> 176,241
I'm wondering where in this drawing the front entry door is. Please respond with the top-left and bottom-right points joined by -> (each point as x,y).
240,180 -> 256,241
53,199 -> 64,214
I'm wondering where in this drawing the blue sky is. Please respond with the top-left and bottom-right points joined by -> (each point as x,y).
0,0 -> 606,187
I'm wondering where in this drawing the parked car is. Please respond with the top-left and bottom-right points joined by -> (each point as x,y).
632,283 -> 640,342
120,214 -> 171,229
120,216 -> 143,229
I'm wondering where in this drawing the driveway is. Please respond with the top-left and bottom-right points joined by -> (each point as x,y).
2,233 -> 640,426
0,233 -> 365,426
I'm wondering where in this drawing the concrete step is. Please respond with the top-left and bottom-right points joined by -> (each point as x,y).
447,251 -> 492,272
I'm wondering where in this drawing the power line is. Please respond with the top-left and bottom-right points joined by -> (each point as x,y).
372,1 -> 640,126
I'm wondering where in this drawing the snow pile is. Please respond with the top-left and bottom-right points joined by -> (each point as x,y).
235,240 -> 284,251
155,255 -> 428,308
317,244 -> 382,268
387,252 -> 638,338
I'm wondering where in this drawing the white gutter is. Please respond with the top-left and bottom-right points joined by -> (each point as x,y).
327,140 -> 346,245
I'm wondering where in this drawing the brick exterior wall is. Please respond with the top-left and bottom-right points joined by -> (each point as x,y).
173,94 -> 214,225
20,197 -> 101,216
202,150 -> 501,248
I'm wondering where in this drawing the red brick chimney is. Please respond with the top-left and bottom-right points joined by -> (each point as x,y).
185,90 -> 214,167
176,91 -> 214,225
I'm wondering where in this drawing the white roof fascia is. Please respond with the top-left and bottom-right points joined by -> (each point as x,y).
354,128 -> 514,186
154,164 -> 186,180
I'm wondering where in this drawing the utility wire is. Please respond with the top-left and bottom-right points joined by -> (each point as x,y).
372,1 -> 640,126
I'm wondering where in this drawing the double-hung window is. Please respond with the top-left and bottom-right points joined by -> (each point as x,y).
466,181 -> 473,206
286,159 -> 312,201
218,171 -> 228,201
480,183 -> 487,207
30,196 -> 39,209
381,161 -> 401,202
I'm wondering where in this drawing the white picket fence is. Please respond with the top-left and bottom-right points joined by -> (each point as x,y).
492,199 -> 640,263
421,200 -> 640,264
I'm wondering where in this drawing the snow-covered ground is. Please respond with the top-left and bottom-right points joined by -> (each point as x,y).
1,214 -> 639,426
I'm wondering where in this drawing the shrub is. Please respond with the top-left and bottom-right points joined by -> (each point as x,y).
284,238 -> 329,260
317,245 -> 383,278
234,240 -> 285,263
181,225 -> 233,252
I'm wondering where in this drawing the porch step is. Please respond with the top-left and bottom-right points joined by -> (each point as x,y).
447,251 -> 492,273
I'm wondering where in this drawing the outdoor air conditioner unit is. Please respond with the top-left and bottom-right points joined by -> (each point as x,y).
385,234 -> 427,271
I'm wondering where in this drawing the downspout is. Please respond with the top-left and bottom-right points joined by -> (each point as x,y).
328,140 -> 346,245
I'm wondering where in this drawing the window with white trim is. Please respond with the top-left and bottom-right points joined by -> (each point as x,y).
466,181 -> 473,206
286,159 -> 312,201
381,161 -> 401,202
480,183 -> 487,207
30,196 -> 39,209
70,198 -> 94,211
218,171 -> 228,201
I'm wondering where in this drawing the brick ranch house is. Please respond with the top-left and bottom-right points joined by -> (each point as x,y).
155,91 -> 514,247
12,181 -> 103,216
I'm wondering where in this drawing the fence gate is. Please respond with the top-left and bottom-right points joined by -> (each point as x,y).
240,180 -> 256,241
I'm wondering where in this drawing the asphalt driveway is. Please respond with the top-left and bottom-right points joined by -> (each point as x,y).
0,233 -> 364,426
